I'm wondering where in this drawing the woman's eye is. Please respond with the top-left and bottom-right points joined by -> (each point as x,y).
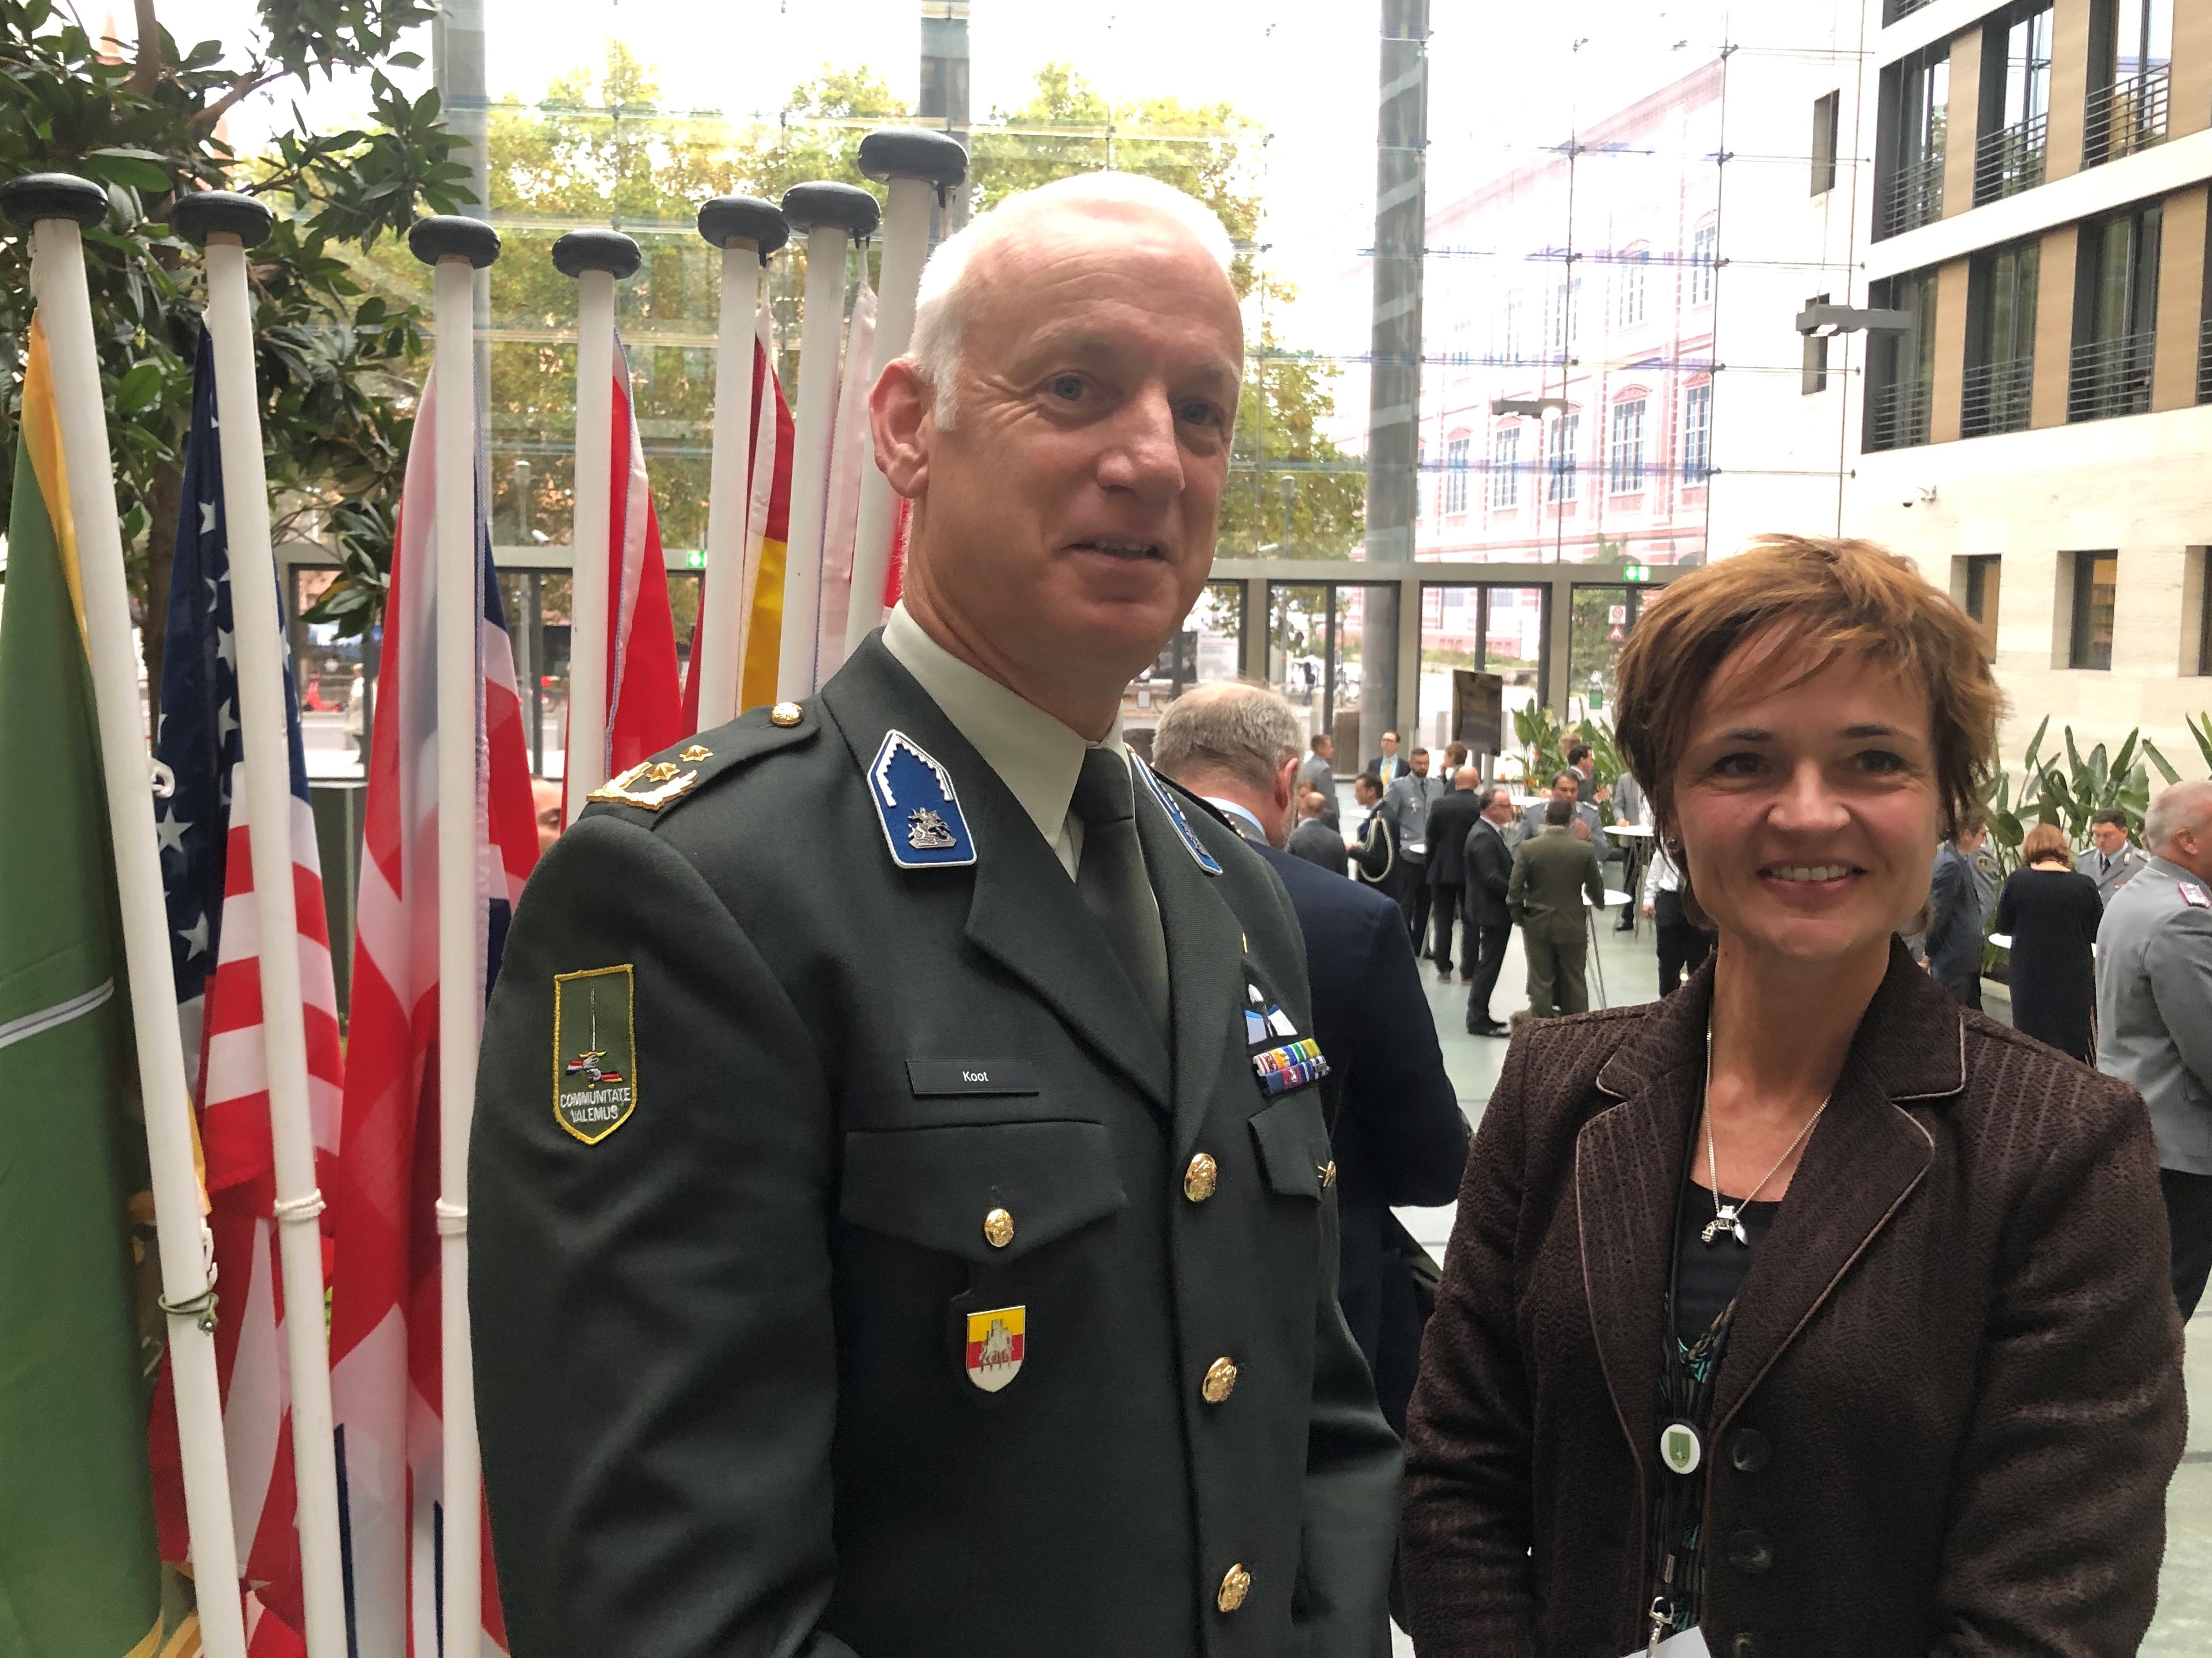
1712,752 -> 1761,777
1856,748 -> 1908,773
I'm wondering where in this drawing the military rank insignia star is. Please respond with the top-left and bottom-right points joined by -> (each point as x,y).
553,964 -> 637,1143
869,731 -> 976,869
588,758 -> 701,810
964,1305 -> 1025,1392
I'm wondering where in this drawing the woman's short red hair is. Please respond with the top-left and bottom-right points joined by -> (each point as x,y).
1613,535 -> 2003,840
2021,821 -> 2072,864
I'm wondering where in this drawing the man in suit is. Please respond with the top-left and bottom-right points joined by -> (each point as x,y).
1381,748 -> 1443,946
1152,683 -> 1468,1433
1288,790 -> 1348,875
1926,813 -> 1989,1008
1297,733 -> 1339,828
1422,767 -> 1484,982
1518,768 -> 1609,862
1462,784 -> 1518,1036
1507,794 -> 1606,1019
1367,729 -> 1407,789
2097,780 -> 2212,1316
1350,771 -> 1395,890
470,172 -> 1399,1658
1566,742 -> 1597,804
2081,808 -> 2150,905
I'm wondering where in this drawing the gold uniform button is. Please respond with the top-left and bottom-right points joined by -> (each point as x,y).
1217,1563 -> 1252,1613
1201,1357 -> 1239,1404
982,1207 -> 1015,1249
1184,1152 -> 1219,1203
769,701 -> 803,727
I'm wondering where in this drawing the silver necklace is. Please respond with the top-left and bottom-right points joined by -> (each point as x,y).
1699,1029 -> 1829,1247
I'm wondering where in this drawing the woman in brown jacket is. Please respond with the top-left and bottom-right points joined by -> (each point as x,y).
1399,537 -> 2184,1658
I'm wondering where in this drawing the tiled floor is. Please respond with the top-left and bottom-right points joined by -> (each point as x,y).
1386,915 -> 2209,1653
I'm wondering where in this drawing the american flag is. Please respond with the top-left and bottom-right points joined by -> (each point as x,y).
149,327 -> 345,1656
325,341 -> 533,1656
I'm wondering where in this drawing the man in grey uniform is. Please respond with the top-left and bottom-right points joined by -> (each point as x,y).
2080,806 -> 2149,905
2096,780 -> 2212,1317
470,173 -> 1398,1657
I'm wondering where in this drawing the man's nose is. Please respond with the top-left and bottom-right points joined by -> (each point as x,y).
1095,386 -> 1186,500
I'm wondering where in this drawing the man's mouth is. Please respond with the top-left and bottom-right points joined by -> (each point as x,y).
1068,538 -> 1166,561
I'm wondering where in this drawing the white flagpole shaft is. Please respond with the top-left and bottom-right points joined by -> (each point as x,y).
431,253 -> 484,1658
200,235 -> 348,1658
698,240 -> 761,729
777,224 -> 852,702
564,270 -> 616,816
842,176 -> 932,661
30,219 -> 249,1658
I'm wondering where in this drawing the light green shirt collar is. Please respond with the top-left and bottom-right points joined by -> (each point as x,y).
880,603 -> 1125,877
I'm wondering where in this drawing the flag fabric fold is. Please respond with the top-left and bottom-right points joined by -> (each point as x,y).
814,271 -> 876,673
603,335 -> 684,775
327,348 -> 530,1657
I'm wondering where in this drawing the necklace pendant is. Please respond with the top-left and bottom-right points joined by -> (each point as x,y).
1701,1207 -> 1739,1247
1732,1217 -> 1751,1247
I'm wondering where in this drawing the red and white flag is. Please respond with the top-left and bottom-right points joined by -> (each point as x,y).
600,336 -> 685,773
326,352 -> 535,1656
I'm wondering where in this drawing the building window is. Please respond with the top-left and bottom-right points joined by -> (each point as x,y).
1551,276 -> 1580,357
1547,410 -> 1580,503
1962,555 -> 2002,658
1877,45 -> 1948,238
1802,290 -> 1831,394
2067,551 -> 2118,669
1963,240 -> 2038,436
1491,426 -> 1521,510
1500,292 -> 1524,364
1811,91 -> 1839,194
1609,397 -> 1647,494
2070,203 -> 2161,422
1444,435 -> 1471,515
1682,384 -> 1712,482
1689,222 -> 1717,306
2087,0 -> 2173,165
1975,3 -> 2052,204
1866,268 -> 1937,450
1617,248 -> 1649,327
2196,547 -> 2212,673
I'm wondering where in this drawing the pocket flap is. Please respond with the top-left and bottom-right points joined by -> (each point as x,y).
840,1120 -> 1128,1262
1248,1092 -> 1330,1200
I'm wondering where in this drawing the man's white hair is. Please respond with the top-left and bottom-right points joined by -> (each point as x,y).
903,171 -> 1236,428
2145,779 -> 2212,854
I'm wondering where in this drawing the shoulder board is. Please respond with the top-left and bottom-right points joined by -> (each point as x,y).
581,701 -> 819,824
1133,753 -> 1223,875
2181,882 -> 2211,909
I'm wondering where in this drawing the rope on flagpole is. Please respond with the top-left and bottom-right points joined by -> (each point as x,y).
696,197 -> 786,727
555,230 -> 640,814
841,128 -> 968,668
408,211 -> 501,1658
0,171 -> 249,1658
172,187 -> 351,1658
776,181 -> 879,703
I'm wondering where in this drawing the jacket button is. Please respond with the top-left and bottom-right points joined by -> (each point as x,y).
1730,1634 -> 1761,1658
1318,1159 -> 1337,1188
1201,1357 -> 1240,1403
982,1207 -> 1013,1249
1726,1529 -> 1774,1575
1184,1153 -> 1219,1202
1728,1428 -> 1771,1473
1216,1563 -> 1251,1612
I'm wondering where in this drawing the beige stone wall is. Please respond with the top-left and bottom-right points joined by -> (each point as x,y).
2153,186 -> 2208,411
1932,258 -> 1974,442
1945,27 -> 1986,219
2174,0 -> 2212,142
2031,224 -> 2082,427
2049,0 -> 2096,183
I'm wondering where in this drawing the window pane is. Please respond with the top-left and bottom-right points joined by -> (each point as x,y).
1568,584 -> 1644,721
1127,581 -> 1244,746
2071,552 -> 2117,669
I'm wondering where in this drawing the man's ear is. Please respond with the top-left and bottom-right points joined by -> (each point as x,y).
1273,754 -> 1299,815
871,359 -> 934,500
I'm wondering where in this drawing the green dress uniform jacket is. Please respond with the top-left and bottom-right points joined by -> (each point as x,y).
1505,825 -> 1605,941
469,633 -> 1400,1658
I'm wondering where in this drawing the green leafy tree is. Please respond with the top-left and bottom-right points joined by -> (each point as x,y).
0,0 -> 472,675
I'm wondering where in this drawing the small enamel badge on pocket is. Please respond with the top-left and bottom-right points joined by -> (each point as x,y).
964,1305 -> 1026,1392
553,964 -> 637,1144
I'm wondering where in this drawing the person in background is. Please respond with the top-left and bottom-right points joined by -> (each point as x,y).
1442,740 -> 1470,776
1423,767 -> 1485,982
1368,729 -> 1407,788
1463,784 -> 1518,1037
2080,806 -> 2148,906
1402,535 -> 2182,1658
1519,768 -> 1609,861
1289,789 -> 1349,875
530,775 -> 564,858
1567,742 -> 1597,804
1925,811 -> 1990,1008
1152,683 -> 1468,1435
1297,732 -> 1339,828
1381,748 -> 1443,946
1993,821 -> 2102,1062
1640,838 -> 1709,996
1610,769 -> 1648,932
2097,779 -> 2212,1317
1351,771 -> 1396,894
1505,795 -> 1604,1020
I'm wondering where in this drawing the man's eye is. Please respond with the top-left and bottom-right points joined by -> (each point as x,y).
1178,400 -> 1223,428
1048,374 -> 1085,401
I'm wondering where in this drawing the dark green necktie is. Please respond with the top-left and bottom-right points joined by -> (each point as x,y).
1071,747 -> 1171,1036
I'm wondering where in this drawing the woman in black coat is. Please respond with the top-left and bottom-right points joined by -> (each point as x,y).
1993,820 -> 2104,1060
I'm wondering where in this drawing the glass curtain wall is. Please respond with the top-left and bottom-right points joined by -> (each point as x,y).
1416,584 -> 1546,758
1975,3 -> 2052,202
1963,240 -> 2039,436
1867,267 -> 1940,449
2070,203 -> 2162,420
1566,583 -> 1654,723
2089,0 -> 2174,162
1879,46 -> 1950,237
1268,583 -> 1400,769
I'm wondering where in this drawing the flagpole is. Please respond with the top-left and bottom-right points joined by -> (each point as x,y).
1,173 -> 249,1658
695,197 -> 786,728
554,231 -> 638,814
408,213 -> 501,1658
775,182 -> 879,703
173,190 -> 348,1658
841,129 -> 967,668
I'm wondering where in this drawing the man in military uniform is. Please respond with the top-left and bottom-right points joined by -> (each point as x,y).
1507,794 -> 1606,1019
2096,780 -> 2212,1316
470,172 -> 1399,1658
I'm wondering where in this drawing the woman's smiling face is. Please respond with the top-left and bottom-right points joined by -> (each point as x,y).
1669,631 -> 1944,971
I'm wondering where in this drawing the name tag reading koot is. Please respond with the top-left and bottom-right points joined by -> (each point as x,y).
906,1059 -> 1041,1097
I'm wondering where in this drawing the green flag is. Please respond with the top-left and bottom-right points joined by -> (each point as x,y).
0,316 -> 164,1657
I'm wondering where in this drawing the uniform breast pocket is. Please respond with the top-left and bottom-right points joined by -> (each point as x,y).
1248,1089 -> 1333,1201
838,1118 -> 1129,1262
